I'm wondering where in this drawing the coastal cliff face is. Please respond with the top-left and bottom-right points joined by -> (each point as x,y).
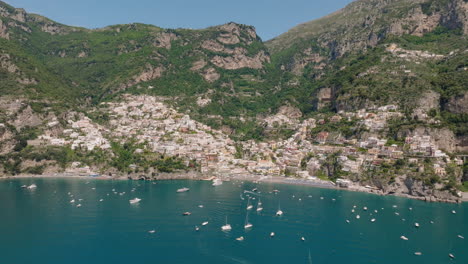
0,0 -> 467,202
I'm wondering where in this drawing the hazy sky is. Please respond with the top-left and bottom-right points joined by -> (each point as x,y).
4,0 -> 354,40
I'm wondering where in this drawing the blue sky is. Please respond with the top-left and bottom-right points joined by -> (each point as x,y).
4,0 -> 354,40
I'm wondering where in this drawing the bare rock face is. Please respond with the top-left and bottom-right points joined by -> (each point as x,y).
211,51 -> 270,70
413,90 -> 440,120
190,59 -> 207,71
405,126 -> 457,153
133,65 -> 164,84
0,19 -> 9,39
217,33 -> 240,45
316,87 -> 333,110
201,67 -> 220,82
153,32 -> 178,49
201,40 -> 226,53
446,91 -> 468,114
0,53 -> 19,73
41,23 -> 67,35
389,6 -> 442,37
277,105 -> 302,119
12,106 -> 42,129
291,48 -> 326,74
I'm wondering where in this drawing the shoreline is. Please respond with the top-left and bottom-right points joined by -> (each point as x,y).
1,172 -> 466,204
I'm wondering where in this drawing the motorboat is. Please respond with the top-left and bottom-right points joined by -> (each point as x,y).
400,236 -> 409,240
236,236 -> 244,241
27,184 -> 37,189
183,212 -> 192,216
177,187 -> 190,193
202,221 -> 209,226
221,216 -> 232,231
129,198 -> 141,204
270,232 -> 275,237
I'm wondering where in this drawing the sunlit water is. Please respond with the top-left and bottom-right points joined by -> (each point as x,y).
0,178 -> 466,264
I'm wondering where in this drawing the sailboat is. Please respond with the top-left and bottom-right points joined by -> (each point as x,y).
276,202 -> 283,216
244,213 -> 253,229
246,197 -> 253,210
221,216 -> 232,231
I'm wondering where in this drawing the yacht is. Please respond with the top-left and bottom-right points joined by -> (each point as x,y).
246,197 -> 253,210
221,216 -> 232,231
183,212 -> 192,216
177,187 -> 190,193
414,223 -> 420,228
236,236 -> 244,241
400,235 -> 409,240
27,184 -> 37,189
148,230 -> 156,234
129,198 -> 141,204
270,232 -> 275,237
201,221 -> 209,226
244,213 -> 253,229
276,202 -> 283,216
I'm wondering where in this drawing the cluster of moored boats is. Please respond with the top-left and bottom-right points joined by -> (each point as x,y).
21,181 -> 464,260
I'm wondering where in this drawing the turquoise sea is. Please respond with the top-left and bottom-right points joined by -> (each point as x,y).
0,178 -> 466,264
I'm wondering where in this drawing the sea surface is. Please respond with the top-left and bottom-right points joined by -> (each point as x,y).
0,178 -> 466,264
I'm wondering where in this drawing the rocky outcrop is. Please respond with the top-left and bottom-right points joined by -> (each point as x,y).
0,53 -> 19,73
190,59 -> 207,71
277,105 -> 302,119
211,51 -> 270,70
383,175 -> 461,203
12,106 -> 42,129
316,87 -> 333,110
0,19 -> 9,39
201,67 -> 220,82
124,64 -> 164,88
153,32 -> 178,49
446,91 -> 468,114
412,90 -> 440,120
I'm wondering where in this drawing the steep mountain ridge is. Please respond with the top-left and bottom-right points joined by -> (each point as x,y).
0,0 -> 467,199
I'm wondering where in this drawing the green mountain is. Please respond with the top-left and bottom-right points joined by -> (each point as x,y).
0,0 -> 467,197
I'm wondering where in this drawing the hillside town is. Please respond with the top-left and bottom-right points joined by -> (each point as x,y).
32,94 -> 464,199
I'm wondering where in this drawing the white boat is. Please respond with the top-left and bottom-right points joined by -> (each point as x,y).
371,218 -> 376,222
195,226 -> 200,231
363,207 -> 368,211
400,235 -> 409,240
129,198 -> 141,204
21,185 -> 27,188
99,199 -> 104,202
356,215 -> 360,219
457,235 -> 464,239
221,216 -> 232,231
70,199 -> 75,203
236,236 -> 244,241
177,187 -> 190,193
246,197 -> 253,210
414,252 -> 422,256
76,204 -> 82,207
244,213 -> 253,229
27,184 -> 37,189
202,221 -> 209,226
301,237 -> 305,241
212,178 -> 223,186
346,220 -> 350,223
270,232 -> 275,237
257,199 -> 262,207
414,223 -> 419,228
256,206 -> 263,212
148,230 -> 156,234
451,210 -> 456,214
449,253 -> 455,259
276,202 -> 283,216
